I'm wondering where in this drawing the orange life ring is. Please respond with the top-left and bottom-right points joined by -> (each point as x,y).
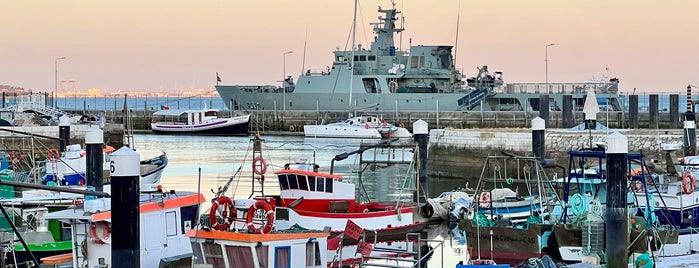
633,180 -> 644,192
47,148 -> 60,161
252,156 -> 267,175
682,172 -> 695,195
210,196 -> 236,231
89,221 -> 110,244
478,192 -> 491,208
246,200 -> 274,234
289,125 -> 295,132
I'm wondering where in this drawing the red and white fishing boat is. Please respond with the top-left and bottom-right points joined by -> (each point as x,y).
200,134 -> 427,266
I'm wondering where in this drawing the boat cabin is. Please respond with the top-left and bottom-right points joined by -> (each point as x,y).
188,229 -> 328,268
152,108 -> 221,126
274,168 -> 356,213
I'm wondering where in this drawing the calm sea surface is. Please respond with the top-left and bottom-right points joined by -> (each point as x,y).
132,133 -> 467,267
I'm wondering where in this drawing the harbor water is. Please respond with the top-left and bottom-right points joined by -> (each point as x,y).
132,133 -> 469,267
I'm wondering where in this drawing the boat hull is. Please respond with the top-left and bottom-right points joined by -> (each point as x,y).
151,115 -> 249,135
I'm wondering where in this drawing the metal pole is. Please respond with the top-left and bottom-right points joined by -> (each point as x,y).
545,43 -> 555,93
54,57 -> 66,108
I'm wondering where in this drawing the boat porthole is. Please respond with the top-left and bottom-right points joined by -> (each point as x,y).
419,100 -> 421,103
364,99 -> 366,102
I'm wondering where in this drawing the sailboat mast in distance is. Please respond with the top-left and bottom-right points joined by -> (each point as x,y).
349,0 -> 358,117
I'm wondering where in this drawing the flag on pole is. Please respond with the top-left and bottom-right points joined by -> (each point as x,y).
357,240 -> 373,256
343,220 -> 363,241
216,72 -> 222,83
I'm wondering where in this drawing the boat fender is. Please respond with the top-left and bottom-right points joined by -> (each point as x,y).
246,200 -> 274,234
89,221 -> 110,244
382,120 -> 387,126
209,196 -> 236,231
47,148 -> 60,161
365,123 -> 369,129
399,122 -> 405,128
289,125 -> 295,132
682,172 -> 695,195
420,203 -> 434,218
478,192 -> 491,208
252,157 -> 267,175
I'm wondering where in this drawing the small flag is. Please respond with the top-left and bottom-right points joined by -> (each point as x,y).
327,236 -> 341,251
357,241 -> 373,256
343,220 -> 363,241
216,72 -> 222,83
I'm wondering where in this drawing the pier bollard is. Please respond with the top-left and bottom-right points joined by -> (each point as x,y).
413,119 -> 429,202
538,94 -> 549,128
562,95 -> 574,128
110,147 -> 141,267
684,113 -> 696,156
649,94 -> 659,129
605,132 -> 629,267
629,95 -> 639,129
85,127 -> 104,192
532,117 -> 545,161
58,115 -> 71,152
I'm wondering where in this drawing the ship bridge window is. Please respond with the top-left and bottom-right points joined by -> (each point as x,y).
368,56 -> 376,61
288,175 -> 299,189
317,177 -> 325,192
337,56 -> 345,62
325,178 -> 333,193
279,174 -> 290,190
359,55 -> 366,61
308,176 -> 316,191
298,175 -> 309,191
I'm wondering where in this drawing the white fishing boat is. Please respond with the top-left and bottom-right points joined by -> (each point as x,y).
303,115 -> 411,139
43,188 -> 205,268
150,108 -> 249,135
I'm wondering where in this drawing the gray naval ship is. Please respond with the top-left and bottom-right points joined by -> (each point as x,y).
216,3 -> 622,113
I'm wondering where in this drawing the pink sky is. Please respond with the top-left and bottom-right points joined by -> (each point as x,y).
2,0 -> 698,94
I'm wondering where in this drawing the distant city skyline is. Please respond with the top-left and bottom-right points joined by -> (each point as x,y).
2,0 -> 698,94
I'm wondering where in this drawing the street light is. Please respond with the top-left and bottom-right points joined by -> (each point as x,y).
283,50 -> 293,111
54,57 -> 66,108
545,43 -> 555,93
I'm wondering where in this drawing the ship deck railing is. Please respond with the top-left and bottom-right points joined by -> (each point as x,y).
502,82 -> 618,95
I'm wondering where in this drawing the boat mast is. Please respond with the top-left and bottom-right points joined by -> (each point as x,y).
349,0 -> 358,117
453,0 -> 461,68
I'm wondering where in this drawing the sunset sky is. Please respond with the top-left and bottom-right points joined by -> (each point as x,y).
2,0 -> 698,94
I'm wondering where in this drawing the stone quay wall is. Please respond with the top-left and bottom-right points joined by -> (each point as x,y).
427,128 -> 682,180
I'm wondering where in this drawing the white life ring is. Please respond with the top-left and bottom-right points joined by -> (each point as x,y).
478,192 -> 491,208
210,196 -> 236,231
252,157 -> 267,175
89,221 -> 111,244
246,200 -> 274,234
682,172 -> 695,195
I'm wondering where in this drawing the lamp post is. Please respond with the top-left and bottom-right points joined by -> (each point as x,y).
545,43 -> 555,93
54,57 -> 66,108
283,50 -> 293,111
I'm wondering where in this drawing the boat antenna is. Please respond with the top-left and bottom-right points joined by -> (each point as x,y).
348,0 -> 358,117
453,0 -> 461,68
301,23 -> 308,76
399,0 -> 404,50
